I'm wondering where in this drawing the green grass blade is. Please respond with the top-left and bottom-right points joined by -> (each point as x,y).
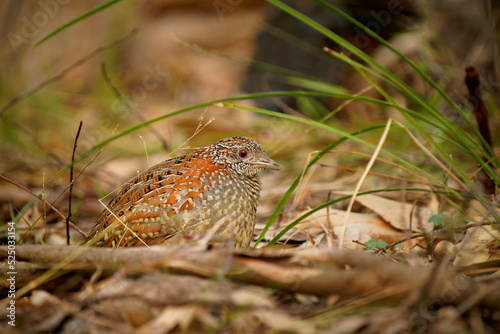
267,0 -> 493,162
35,0 -> 123,47
222,102 -> 464,194
254,124 -> 387,246
266,188 -> 437,245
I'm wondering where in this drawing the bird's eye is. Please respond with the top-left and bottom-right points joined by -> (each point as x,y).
239,149 -> 248,158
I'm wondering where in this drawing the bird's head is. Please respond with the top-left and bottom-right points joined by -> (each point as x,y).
209,136 -> 280,176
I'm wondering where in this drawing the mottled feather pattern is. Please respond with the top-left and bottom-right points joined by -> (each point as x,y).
87,136 -> 280,248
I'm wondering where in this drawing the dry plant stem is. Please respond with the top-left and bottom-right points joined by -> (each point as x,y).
395,120 -> 469,191
294,153 -> 319,207
0,245 -> 441,298
169,111 -> 214,157
380,220 -> 500,252
0,29 -> 138,116
67,121 -> 83,245
100,62 -> 169,151
323,150 -> 436,188
316,162 -> 463,193
326,191 -> 337,245
138,134 -> 151,167
0,244 -> 92,306
93,198 -> 150,248
465,65 -> 496,193
338,118 -> 392,248
465,66 -> 493,154
312,209 -> 336,246
6,246 -> 499,312
0,174 -> 87,238
319,86 -> 373,124
352,239 -> 379,252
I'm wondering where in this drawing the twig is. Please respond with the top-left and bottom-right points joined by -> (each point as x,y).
379,220 -> 500,252
0,245 -> 440,301
0,174 -> 87,238
326,191 -> 337,247
465,66 -> 493,154
67,121 -> 83,245
100,62 -> 169,151
0,29 -> 138,116
352,240 -> 379,252
465,65 -> 496,194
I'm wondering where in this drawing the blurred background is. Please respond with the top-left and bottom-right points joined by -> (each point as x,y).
0,0 -> 498,244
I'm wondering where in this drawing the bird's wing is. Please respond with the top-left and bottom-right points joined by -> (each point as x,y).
87,153 -> 228,247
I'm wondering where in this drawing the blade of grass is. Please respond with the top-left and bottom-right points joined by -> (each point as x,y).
337,51 -> 477,191
53,91 -> 388,176
270,0 -> 481,136
267,0 -> 497,173
312,0 -> 473,123
325,49 -> 499,186
266,187 -> 454,245
222,102 -> 460,193
35,0 -> 123,46
254,124 -> 386,246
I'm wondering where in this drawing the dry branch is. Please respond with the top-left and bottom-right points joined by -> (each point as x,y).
2,245 -> 500,333
0,244 -> 468,299
465,65 -> 493,154
66,121 -> 83,245
465,65 -> 496,193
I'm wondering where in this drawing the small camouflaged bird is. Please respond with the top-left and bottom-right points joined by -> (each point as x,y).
86,136 -> 280,248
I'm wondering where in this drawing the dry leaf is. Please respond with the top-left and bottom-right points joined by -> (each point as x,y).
355,194 -> 436,232
454,225 -> 500,271
260,207 -> 404,249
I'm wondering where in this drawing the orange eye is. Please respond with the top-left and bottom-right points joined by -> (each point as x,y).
239,149 -> 247,158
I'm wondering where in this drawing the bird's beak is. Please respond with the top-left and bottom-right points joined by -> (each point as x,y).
254,155 -> 281,171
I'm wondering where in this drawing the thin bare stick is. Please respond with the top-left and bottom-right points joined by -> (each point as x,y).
0,174 -> 87,237
379,220 -> 500,252
465,65 -> 496,194
0,29 -> 138,116
465,66 -> 493,153
352,239 -> 379,252
100,62 -> 169,151
42,173 -> 47,241
326,191 -> 337,247
67,121 -> 83,245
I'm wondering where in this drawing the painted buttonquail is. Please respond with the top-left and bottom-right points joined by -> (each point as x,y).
86,136 -> 280,248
